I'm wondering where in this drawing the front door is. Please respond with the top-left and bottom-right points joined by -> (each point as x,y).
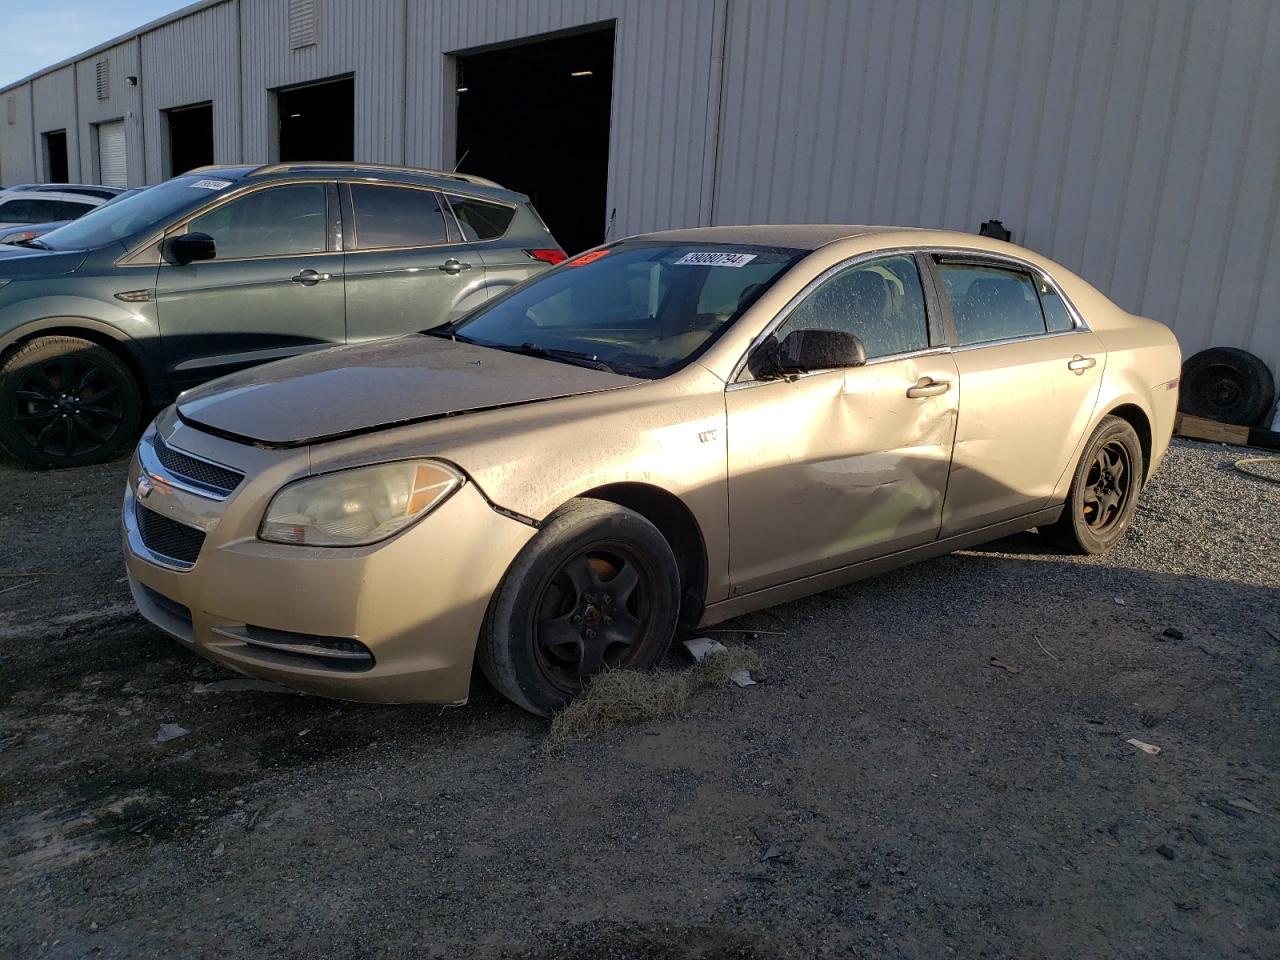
341,182 -> 491,342
930,258 -> 1105,535
155,181 -> 345,389
727,254 -> 959,595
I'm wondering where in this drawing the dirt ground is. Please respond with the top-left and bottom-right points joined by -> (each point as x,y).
1,439 -> 1277,959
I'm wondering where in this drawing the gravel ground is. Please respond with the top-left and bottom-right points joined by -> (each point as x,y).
0,438 -> 1277,959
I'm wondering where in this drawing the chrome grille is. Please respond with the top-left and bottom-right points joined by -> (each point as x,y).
153,435 -> 243,496
135,503 -> 206,565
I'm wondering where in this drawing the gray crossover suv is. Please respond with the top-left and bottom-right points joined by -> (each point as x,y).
0,163 -> 563,468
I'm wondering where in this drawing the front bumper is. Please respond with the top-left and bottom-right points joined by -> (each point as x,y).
122,420 -> 535,704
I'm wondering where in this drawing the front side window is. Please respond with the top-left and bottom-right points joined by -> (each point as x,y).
774,254 -> 930,360
444,242 -> 802,377
447,195 -> 515,241
936,262 -> 1046,345
186,183 -> 326,260
350,184 -> 447,249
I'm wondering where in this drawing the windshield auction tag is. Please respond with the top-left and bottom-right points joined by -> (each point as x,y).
190,178 -> 232,190
673,251 -> 757,267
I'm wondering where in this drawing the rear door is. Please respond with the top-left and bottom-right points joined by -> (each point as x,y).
154,180 -> 346,388
448,192 -> 556,296
929,255 -> 1105,535
340,182 -> 490,342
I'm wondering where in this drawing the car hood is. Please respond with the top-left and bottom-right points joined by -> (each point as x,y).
0,245 -> 88,277
176,335 -> 643,446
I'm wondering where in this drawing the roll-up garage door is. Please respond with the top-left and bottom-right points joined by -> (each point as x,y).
97,121 -> 127,188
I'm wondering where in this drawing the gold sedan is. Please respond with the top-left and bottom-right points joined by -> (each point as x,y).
122,226 -> 1181,715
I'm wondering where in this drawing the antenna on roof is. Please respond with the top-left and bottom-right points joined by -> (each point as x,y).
452,150 -> 469,173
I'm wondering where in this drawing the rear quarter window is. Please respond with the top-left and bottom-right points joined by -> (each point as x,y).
447,195 -> 516,241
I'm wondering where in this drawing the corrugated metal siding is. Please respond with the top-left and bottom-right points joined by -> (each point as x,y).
239,0 -> 405,163
75,40 -> 144,186
0,84 -> 36,185
30,66 -> 80,181
711,0 -> 1280,377
404,0 -> 723,239
140,0 -> 240,181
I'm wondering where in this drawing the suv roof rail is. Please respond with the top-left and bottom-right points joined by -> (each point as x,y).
246,161 -> 503,189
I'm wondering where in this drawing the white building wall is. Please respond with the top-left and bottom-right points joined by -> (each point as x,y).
710,0 -> 1280,377
74,40 -> 145,187
0,84 -> 36,184
30,65 -> 80,182
140,0 -> 241,182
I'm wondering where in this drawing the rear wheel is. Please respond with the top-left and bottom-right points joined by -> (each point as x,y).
1046,415 -> 1144,555
0,335 -> 141,469
478,498 -> 681,716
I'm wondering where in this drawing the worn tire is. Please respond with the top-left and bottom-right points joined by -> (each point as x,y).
478,498 -> 681,717
1179,346 -> 1275,427
0,335 -> 141,469
1046,415 -> 1145,555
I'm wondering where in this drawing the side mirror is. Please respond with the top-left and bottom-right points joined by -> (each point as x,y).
748,328 -> 867,379
161,231 -> 216,266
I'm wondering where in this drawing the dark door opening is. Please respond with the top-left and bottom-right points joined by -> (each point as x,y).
42,130 -> 68,182
454,26 -> 614,254
167,102 -> 214,176
277,75 -> 355,162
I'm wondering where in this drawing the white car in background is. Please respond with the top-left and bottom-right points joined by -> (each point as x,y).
0,185 -> 119,235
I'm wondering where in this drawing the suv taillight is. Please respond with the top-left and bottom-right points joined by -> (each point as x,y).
525,248 -> 567,265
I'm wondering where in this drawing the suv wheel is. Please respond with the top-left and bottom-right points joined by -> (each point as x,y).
0,335 -> 141,469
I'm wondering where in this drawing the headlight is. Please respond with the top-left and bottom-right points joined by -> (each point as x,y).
260,460 -> 463,546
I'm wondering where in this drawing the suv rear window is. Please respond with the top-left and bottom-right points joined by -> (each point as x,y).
447,195 -> 515,241
350,184 -> 448,249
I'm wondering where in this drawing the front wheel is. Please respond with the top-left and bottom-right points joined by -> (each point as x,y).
1046,415 -> 1144,555
478,498 -> 682,716
0,335 -> 142,469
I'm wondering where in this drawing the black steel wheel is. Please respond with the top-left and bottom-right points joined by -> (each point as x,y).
479,498 -> 682,716
0,335 -> 141,469
1046,415 -> 1144,555
1179,346 -> 1275,427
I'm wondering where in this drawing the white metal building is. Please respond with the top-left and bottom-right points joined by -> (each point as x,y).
0,0 -> 1276,377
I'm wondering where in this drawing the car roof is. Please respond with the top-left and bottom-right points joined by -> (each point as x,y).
629,223 -> 911,250
0,190 -> 104,204
182,162 -> 525,202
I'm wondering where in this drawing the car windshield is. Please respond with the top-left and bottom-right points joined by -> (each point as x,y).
37,176 -> 237,251
439,241 -> 803,377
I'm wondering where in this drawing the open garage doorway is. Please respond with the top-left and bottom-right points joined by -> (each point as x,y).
277,75 -> 354,162
453,25 -> 614,254
166,102 -> 213,176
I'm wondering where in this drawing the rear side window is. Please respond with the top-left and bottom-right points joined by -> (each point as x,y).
55,200 -> 95,220
447,195 -> 515,241
0,197 -> 65,223
935,262 -> 1046,345
1037,275 -> 1074,332
350,184 -> 447,249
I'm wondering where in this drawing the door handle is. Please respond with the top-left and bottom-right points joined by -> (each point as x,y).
291,269 -> 332,286
439,259 -> 472,275
906,377 -> 951,399
1067,355 -> 1097,373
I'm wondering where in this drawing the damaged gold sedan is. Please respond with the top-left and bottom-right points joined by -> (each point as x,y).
123,226 -> 1181,715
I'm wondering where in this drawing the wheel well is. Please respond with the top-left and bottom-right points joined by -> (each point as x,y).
2,326 -> 151,408
1106,403 -> 1153,481
582,482 -> 708,635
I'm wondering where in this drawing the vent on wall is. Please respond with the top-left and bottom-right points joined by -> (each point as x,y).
289,0 -> 318,50
95,59 -> 109,100
6,96 -> 14,125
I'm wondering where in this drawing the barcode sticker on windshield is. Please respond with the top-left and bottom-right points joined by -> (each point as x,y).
190,178 -> 232,190
673,252 -> 757,268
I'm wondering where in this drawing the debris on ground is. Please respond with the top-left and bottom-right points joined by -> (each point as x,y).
1228,798 -> 1261,814
194,678 -> 303,695
684,637 -> 757,686
760,844 -> 784,863
1156,844 -> 1176,860
989,658 -> 1021,674
549,645 -> 763,745
1125,738 -> 1161,755
1162,627 -> 1186,641
153,723 -> 190,743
